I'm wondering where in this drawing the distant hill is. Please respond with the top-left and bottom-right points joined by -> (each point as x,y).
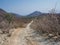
0,8 -> 7,14
27,11 -> 42,17
0,9 -> 7,17
10,13 -> 23,18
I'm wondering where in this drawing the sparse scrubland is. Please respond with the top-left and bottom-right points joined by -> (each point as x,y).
31,14 -> 60,34
0,9 -> 60,45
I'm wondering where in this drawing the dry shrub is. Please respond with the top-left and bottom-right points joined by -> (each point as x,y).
30,14 -> 60,35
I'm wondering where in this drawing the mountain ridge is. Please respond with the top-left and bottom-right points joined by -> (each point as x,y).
27,11 -> 42,17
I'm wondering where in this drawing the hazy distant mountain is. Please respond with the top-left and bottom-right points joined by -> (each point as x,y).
0,8 -> 6,13
0,8 -> 7,17
27,11 -> 42,17
0,8 -> 8,22
10,13 -> 23,18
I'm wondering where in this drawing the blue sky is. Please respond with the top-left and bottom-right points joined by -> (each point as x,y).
0,0 -> 60,15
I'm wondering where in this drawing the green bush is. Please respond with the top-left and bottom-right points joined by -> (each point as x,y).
5,13 -> 13,23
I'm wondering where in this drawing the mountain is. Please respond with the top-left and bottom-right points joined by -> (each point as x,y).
0,8 -> 7,14
0,8 -> 23,18
0,8 -> 8,23
10,13 -> 23,18
27,11 -> 42,17
0,9 -> 7,17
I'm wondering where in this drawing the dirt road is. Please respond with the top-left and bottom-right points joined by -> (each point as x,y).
5,20 -> 34,45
